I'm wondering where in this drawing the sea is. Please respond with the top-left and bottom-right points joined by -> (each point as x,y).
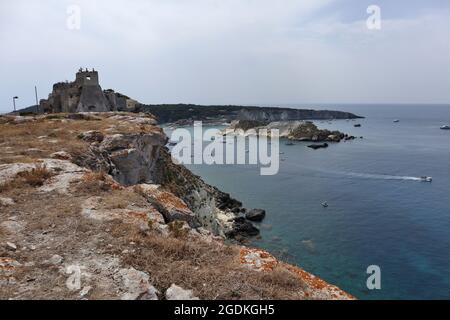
164,104 -> 450,300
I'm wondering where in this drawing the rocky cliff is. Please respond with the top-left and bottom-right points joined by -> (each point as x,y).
137,104 -> 363,124
0,112 -> 354,300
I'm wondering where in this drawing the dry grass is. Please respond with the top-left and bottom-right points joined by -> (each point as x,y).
107,223 -> 306,300
17,164 -> 53,187
0,113 -> 160,165
0,164 -> 53,193
167,220 -> 189,238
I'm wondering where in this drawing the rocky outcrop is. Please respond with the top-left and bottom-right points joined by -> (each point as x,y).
153,148 -> 258,239
225,120 -> 348,143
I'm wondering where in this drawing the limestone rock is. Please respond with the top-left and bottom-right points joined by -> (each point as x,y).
50,151 -> 72,160
118,267 -> 158,300
165,284 -> 199,300
0,197 -> 15,206
6,242 -> 17,251
98,132 -> 167,185
44,255 -> 64,265
137,184 -> 199,227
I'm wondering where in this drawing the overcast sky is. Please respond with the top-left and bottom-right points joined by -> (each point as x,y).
1,0 -> 449,112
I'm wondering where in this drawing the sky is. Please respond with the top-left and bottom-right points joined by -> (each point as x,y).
1,0 -> 450,112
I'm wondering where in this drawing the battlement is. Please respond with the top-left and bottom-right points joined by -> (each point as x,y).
75,68 -> 99,86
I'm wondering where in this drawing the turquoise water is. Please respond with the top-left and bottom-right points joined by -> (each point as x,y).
166,104 -> 450,299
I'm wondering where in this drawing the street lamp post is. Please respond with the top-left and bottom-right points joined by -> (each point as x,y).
13,96 -> 18,112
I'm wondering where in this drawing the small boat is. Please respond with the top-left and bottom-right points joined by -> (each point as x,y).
420,176 -> 432,182
285,142 -> 295,146
440,125 -> 450,130
393,119 -> 400,123
321,202 -> 329,208
354,124 -> 362,127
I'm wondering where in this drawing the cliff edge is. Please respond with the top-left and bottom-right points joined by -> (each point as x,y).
0,112 -> 354,300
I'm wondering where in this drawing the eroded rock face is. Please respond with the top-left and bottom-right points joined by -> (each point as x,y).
153,148 -> 258,238
100,133 -> 167,185
136,184 -> 199,228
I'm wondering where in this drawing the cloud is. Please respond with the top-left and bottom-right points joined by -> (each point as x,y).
0,1 -> 449,111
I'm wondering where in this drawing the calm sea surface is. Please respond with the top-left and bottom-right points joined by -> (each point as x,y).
165,104 -> 450,299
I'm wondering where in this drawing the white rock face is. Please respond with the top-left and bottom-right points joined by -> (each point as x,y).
165,284 -> 199,300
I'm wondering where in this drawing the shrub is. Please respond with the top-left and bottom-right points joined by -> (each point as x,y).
16,164 -> 52,187
168,220 -> 189,238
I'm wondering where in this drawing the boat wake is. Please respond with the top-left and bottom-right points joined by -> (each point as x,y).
291,163 -> 426,182
341,172 -> 423,181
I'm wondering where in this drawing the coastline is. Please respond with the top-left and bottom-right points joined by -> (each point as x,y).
0,112 -> 354,300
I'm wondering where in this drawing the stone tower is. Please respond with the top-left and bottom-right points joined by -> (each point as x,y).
75,68 -> 110,112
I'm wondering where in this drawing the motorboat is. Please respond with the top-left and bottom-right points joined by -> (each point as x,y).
393,119 -> 400,123
285,142 -> 295,146
321,202 -> 329,208
440,125 -> 450,130
420,176 -> 432,182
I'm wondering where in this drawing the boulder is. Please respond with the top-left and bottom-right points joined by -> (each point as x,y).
245,209 -> 266,222
226,219 -> 260,239
165,284 -> 199,300
118,267 -> 159,300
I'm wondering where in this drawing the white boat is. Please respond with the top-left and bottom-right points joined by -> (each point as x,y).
440,125 -> 450,130
321,202 -> 329,208
420,176 -> 432,182
393,119 -> 400,123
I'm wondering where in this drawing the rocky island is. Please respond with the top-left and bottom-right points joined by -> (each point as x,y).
223,120 -> 357,143
1,69 -> 356,300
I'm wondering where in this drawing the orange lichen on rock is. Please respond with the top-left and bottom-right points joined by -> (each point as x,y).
283,263 -> 355,300
240,248 -> 278,272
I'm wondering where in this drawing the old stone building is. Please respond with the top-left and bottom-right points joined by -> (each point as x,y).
40,68 -> 138,113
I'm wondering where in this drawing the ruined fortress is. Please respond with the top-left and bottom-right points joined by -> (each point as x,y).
40,68 -> 138,113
